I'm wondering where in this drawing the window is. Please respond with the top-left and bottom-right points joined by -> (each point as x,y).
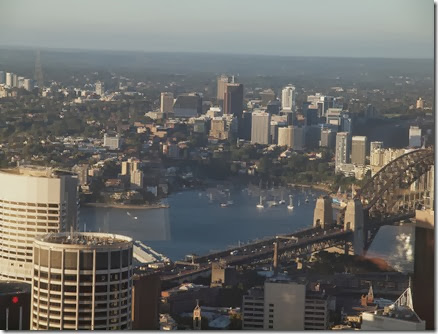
80,252 -> 93,270
50,250 -> 62,268
95,252 -> 108,270
64,252 -> 77,270
111,251 -> 120,269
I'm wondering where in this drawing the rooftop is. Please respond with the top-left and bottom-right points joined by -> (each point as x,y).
0,166 -> 75,178
367,305 -> 422,323
36,232 -> 132,247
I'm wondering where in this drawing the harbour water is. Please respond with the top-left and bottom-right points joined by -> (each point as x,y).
79,187 -> 414,273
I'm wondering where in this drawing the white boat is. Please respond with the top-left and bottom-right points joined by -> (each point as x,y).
220,203 -> 229,208
298,200 -> 301,206
305,196 -> 310,204
256,195 -> 264,209
267,201 -> 278,207
287,195 -> 294,210
279,191 -> 286,205
133,216 -> 138,220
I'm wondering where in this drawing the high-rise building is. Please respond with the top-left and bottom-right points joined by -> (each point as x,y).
281,85 -> 296,112
239,111 -> 252,140
307,94 -> 334,118
326,108 -> 343,127
173,93 -> 202,118
277,126 -> 291,147
130,170 -> 144,189
409,126 -> 422,148
224,83 -> 243,119
0,167 -> 78,282
17,76 -> 25,89
251,111 -> 271,145
31,232 -> 133,330
216,75 -> 231,103
95,81 -> 104,96
335,132 -> 350,172
23,79 -> 33,91
5,72 -> 12,87
132,272 -> 161,330
416,97 -> 424,109
121,158 -> 140,176
12,74 -> 18,88
370,141 -> 383,153
291,126 -> 306,151
351,136 -> 367,165
0,71 -> 5,84
242,279 -> 330,331
320,128 -> 336,149
160,92 -> 174,113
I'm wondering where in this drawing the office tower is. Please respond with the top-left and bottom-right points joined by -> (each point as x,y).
12,74 -> 18,88
132,273 -> 161,330
281,85 -> 296,111
160,92 -> 174,113
103,133 -> 121,150
216,74 -> 230,103
23,79 -> 33,91
0,71 -> 5,84
320,128 -> 336,149
335,132 -> 350,172
277,126 -> 292,147
341,113 -> 353,134
209,117 -> 228,140
224,83 -> 243,119
307,94 -> 334,118
259,89 -> 276,107
326,108 -> 343,127
5,72 -> 12,87
409,126 -> 422,148
264,280 -> 306,330
270,121 -> 280,144
304,106 -> 318,126
121,158 -> 140,176
416,97 -> 424,109
30,232 -> 133,330
305,125 -> 321,150
130,170 -> 144,189
95,81 -> 104,96
242,287 -> 265,330
0,167 -> 78,282
351,136 -> 367,165
239,111 -> 252,140
291,126 -> 306,150
173,93 -> 202,118
17,76 -> 25,89
251,111 -> 271,145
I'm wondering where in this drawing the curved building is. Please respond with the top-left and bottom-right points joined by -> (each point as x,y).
31,232 -> 133,330
0,167 -> 78,282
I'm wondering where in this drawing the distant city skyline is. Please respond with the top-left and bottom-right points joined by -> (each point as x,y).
0,0 -> 433,59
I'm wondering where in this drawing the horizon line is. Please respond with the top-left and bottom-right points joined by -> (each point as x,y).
0,44 -> 433,61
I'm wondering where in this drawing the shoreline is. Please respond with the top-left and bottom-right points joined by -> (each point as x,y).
82,202 -> 170,210
288,183 -> 332,193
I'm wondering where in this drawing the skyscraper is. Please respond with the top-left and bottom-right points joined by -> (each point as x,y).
216,75 -> 231,103
0,71 -> 5,84
5,72 -> 12,87
351,136 -> 367,165
160,92 -> 174,113
31,232 -> 133,330
335,132 -> 350,172
320,128 -> 336,149
0,167 -> 78,282
281,85 -> 296,112
409,126 -> 422,148
370,141 -> 383,153
259,89 -> 276,107
251,111 -> 271,145
223,83 -> 243,119
173,93 -> 202,118
95,81 -> 104,96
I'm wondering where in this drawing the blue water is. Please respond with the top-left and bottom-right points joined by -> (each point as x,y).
79,188 -> 413,273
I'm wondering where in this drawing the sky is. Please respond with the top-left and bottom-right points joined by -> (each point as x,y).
0,0 -> 434,58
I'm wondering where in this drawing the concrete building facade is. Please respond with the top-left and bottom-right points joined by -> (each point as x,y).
0,167 -> 78,282
160,92 -> 174,113
251,111 -> 271,145
31,232 -> 133,330
351,136 -> 367,165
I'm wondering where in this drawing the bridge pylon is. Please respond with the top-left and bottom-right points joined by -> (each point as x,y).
344,198 -> 365,255
313,195 -> 333,229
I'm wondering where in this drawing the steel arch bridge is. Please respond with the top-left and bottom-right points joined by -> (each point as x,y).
357,148 -> 434,219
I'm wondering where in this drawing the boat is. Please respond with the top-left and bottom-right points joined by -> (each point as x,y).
220,203 -> 229,208
133,216 -> 138,220
267,201 -> 278,207
287,195 -> 294,210
297,200 -> 301,206
279,191 -> 286,205
256,195 -> 264,209
305,196 -> 310,204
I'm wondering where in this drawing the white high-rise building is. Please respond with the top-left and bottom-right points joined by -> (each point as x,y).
5,72 -> 12,87
130,169 -> 144,189
281,85 -> 296,112
0,167 -> 78,282
370,141 -> 383,154
409,126 -> 422,148
335,132 -> 350,172
31,232 -> 134,330
251,111 -> 271,145
23,78 -> 33,91
277,126 -> 291,147
95,81 -> 104,96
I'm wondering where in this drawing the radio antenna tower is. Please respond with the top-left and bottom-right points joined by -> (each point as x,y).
34,50 -> 44,91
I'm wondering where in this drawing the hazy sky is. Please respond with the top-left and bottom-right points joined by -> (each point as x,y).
0,0 -> 433,58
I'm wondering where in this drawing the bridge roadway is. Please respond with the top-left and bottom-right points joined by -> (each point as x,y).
161,227 -> 352,282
